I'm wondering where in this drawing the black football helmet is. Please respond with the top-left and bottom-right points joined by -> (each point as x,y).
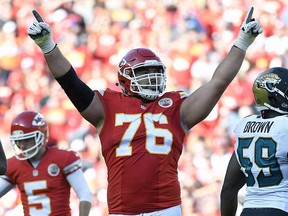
252,67 -> 288,114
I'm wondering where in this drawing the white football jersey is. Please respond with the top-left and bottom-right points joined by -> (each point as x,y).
234,114 -> 288,212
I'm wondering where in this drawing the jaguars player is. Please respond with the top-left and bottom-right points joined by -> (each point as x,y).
221,67 -> 288,216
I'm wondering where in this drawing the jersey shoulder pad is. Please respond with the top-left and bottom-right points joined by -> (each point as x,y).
95,88 -> 107,96
6,156 -> 19,169
47,147 -> 80,161
163,90 -> 188,99
47,147 -> 82,175
96,88 -> 124,100
178,90 -> 189,99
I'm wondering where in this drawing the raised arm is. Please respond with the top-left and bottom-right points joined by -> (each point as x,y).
0,140 -> 7,175
180,7 -> 263,132
27,10 -> 105,131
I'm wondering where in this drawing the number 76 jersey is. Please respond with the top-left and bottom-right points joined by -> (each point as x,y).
234,114 -> 288,211
96,89 -> 187,215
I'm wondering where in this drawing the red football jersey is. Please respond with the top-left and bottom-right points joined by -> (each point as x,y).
96,89 -> 187,214
5,147 -> 81,216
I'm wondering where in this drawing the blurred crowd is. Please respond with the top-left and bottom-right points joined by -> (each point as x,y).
0,0 -> 287,215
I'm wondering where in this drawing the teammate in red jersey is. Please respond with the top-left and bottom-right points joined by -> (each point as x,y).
0,111 -> 92,216
27,7 -> 262,216
0,140 -> 7,175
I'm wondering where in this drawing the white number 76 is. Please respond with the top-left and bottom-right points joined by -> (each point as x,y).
115,113 -> 173,157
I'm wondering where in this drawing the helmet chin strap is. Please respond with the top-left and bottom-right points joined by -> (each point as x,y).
139,88 -> 161,101
140,94 -> 158,101
261,103 -> 288,114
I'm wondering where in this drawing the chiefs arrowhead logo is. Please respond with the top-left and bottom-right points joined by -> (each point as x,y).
32,113 -> 46,126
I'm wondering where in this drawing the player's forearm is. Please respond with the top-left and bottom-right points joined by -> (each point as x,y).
211,6 -> 263,87
79,201 -> 91,216
211,46 -> 245,90
67,169 -> 93,215
220,180 -> 239,216
220,189 -> 238,216
44,46 -> 72,78
220,199 -> 238,216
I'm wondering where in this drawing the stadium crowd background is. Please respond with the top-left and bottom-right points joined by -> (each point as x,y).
0,0 -> 287,215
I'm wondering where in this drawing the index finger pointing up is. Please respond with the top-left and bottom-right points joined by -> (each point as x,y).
245,6 -> 254,24
32,10 -> 44,22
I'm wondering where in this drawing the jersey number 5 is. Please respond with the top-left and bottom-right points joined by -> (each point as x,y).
115,113 -> 173,156
24,180 -> 51,215
237,137 -> 283,187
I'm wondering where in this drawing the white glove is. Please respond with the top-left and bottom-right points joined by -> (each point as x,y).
233,7 -> 263,52
27,10 -> 56,54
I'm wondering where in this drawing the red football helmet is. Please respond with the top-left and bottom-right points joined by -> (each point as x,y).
10,111 -> 48,160
117,48 -> 166,100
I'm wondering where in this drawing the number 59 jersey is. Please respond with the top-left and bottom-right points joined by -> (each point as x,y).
96,89 -> 187,215
234,114 -> 288,212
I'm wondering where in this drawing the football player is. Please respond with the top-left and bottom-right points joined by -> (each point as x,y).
27,7 -> 262,216
221,67 -> 288,216
0,111 -> 92,216
0,140 -> 7,175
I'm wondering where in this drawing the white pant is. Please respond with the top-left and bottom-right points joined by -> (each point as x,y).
110,205 -> 182,216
